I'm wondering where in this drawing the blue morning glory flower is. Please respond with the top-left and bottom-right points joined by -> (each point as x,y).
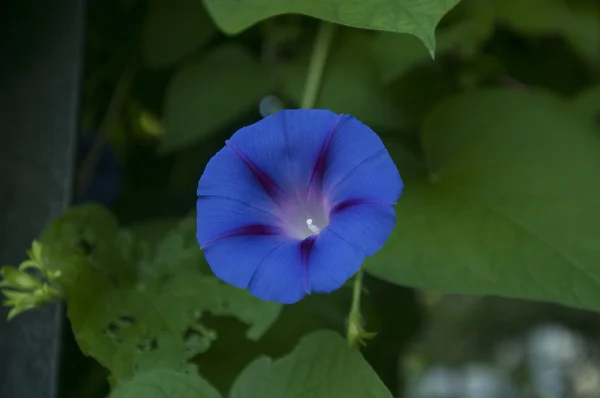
196,109 -> 403,304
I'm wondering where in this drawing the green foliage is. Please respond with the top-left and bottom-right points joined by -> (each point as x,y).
202,0 -> 461,55
229,331 -> 393,398
159,1 -> 470,150
37,204 -> 281,384
490,0 -> 600,68
108,332 -> 395,398
162,44 -> 270,153
570,84 -> 600,121
142,0 -> 217,68
372,0 -> 494,83
282,29 -> 403,129
0,241 -> 62,320
109,369 -> 221,398
367,89 -> 600,311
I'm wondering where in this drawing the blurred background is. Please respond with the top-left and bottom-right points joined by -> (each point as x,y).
1,0 -> 600,397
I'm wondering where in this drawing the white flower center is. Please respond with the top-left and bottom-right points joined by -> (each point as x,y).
306,218 -> 321,234
279,196 -> 329,239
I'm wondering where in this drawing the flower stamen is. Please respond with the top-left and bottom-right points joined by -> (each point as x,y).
306,218 -> 321,234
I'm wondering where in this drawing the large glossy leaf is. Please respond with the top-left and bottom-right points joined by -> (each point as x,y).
162,44 -> 270,153
202,0 -> 462,54
229,330 -> 393,397
367,89 -> 600,312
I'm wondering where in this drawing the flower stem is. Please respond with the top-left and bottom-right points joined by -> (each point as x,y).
300,21 -> 336,110
347,267 -> 373,347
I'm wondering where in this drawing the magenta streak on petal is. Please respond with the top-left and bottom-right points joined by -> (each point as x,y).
306,114 -> 343,200
300,235 -> 317,294
198,194 -> 290,227
200,224 -> 281,250
329,199 -> 397,215
225,140 -> 284,201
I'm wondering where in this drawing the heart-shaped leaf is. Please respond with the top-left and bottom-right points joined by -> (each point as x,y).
368,89 -> 600,312
202,0 -> 462,55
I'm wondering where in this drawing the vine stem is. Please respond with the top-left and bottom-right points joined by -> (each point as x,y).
346,267 -> 367,347
300,21 -> 336,110
350,268 -> 363,319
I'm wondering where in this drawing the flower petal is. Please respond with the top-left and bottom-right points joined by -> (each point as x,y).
248,240 -> 307,304
307,228 -> 365,293
197,196 -> 294,290
323,115 -> 403,204
196,196 -> 285,248
227,109 -> 339,195
327,150 -> 403,206
328,202 -> 396,256
197,146 -> 277,214
203,235 -> 290,289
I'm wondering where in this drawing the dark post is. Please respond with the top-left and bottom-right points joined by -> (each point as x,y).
0,0 -> 86,397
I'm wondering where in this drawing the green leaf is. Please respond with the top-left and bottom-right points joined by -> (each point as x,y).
40,204 -> 134,297
373,0 -> 494,83
162,44 -> 271,153
367,89 -> 600,312
229,330 -> 393,398
569,85 -> 600,124
202,0 -> 462,55
490,0 -> 600,67
142,0 -> 217,68
39,205 -> 281,382
109,369 -> 221,398
132,217 -> 209,280
283,29 -> 404,130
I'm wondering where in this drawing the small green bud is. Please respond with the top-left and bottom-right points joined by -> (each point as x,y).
347,312 -> 377,348
29,240 -> 43,263
0,267 -> 42,290
20,241 -> 46,273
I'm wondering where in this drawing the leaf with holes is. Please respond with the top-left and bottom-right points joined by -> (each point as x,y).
229,330 -> 393,397
39,205 -> 282,382
132,216 -> 209,280
366,89 -> 600,312
40,204 -> 135,298
109,369 -> 221,398
202,0 -> 462,55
